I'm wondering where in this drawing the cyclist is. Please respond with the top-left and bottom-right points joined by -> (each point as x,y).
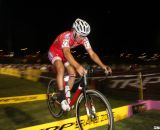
48,18 -> 112,111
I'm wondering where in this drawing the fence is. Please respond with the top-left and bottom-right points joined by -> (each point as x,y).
0,65 -> 160,100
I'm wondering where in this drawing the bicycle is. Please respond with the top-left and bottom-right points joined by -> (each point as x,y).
47,66 -> 114,130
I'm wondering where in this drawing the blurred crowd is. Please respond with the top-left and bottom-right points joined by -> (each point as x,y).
0,64 -> 51,72
0,63 -> 160,75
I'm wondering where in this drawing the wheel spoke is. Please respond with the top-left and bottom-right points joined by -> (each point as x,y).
47,80 -> 63,118
76,90 -> 114,130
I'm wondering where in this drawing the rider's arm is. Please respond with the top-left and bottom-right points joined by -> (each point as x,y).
83,38 -> 105,68
62,47 -> 80,68
87,48 -> 112,74
87,48 -> 107,69
63,47 -> 87,76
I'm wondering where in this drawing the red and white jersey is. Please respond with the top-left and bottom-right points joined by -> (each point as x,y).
49,31 -> 91,51
48,31 -> 92,63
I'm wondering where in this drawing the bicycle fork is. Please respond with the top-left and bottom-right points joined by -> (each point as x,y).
84,94 -> 97,119
83,75 -> 96,119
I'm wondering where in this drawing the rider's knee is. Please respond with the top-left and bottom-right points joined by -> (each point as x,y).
68,68 -> 76,77
57,68 -> 65,76
55,62 -> 65,73
69,73 -> 76,78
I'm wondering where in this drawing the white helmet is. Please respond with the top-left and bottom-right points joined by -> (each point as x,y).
72,18 -> 91,36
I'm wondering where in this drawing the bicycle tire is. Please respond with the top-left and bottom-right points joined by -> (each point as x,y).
47,79 -> 63,118
76,90 -> 114,130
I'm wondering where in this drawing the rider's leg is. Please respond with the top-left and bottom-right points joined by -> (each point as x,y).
54,60 -> 70,111
54,60 -> 65,90
54,60 -> 65,102
48,51 -> 70,111
65,62 -> 76,90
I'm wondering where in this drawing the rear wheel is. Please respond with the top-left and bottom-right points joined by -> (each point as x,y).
47,79 -> 63,118
76,90 -> 114,130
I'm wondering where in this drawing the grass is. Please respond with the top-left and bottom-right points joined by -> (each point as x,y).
114,110 -> 160,130
0,74 -> 46,97
90,110 -> 160,130
0,74 -> 159,130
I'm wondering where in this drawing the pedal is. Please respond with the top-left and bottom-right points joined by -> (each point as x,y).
51,96 -> 57,100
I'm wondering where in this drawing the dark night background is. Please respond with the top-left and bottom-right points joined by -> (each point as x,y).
0,1 -> 160,57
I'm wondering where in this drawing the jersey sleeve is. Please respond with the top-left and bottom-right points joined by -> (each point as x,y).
83,37 -> 92,50
61,33 -> 70,48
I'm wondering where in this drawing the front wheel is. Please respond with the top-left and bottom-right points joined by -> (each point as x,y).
76,90 -> 114,130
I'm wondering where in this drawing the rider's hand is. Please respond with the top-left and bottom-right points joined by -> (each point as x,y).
102,65 -> 112,75
76,65 -> 87,76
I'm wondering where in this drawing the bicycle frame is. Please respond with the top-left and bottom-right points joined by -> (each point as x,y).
48,66 -> 114,129
65,75 -> 88,108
